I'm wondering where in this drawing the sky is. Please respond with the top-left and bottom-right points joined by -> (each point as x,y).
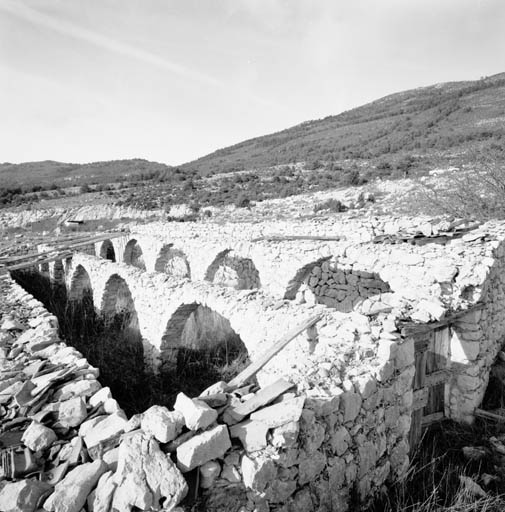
1,0 -> 504,165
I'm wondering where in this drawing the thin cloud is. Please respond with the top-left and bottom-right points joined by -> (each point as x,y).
0,0 -> 223,87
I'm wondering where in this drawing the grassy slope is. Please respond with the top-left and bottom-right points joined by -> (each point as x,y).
0,159 -> 171,190
182,72 -> 505,175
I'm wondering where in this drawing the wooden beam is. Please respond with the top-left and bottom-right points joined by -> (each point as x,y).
227,312 -> 324,390
421,411 -> 444,427
401,303 -> 485,336
251,235 -> 342,242
0,252 -> 74,274
475,408 -> 505,422
425,369 -> 450,387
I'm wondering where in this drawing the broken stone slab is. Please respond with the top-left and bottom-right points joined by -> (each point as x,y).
199,460 -> 221,489
174,392 -> 218,431
112,431 -> 188,511
223,378 -> 294,425
44,459 -> 108,512
82,413 -> 128,451
177,424 -> 231,472
141,405 -> 185,443
22,421 -> 58,452
58,397 -> 87,428
197,392 -> 228,408
249,396 -> 305,428
0,478 -> 52,512
90,470 -> 116,512
88,386 -> 112,408
199,380 -> 228,396
229,419 -> 269,452
52,379 -> 101,401
1,317 -> 24,331
271,421 -> 300,448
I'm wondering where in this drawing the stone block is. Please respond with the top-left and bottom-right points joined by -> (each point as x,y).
113,431 -> 187,511
241,454 -> 276,492
83,413 -> 127,450
249,396 -> 305,428
271,421 -> 299,448
88,386 -> 112,408
141,405 -> 184,443
0,479 -> 52,512
174,392 -> 218,431
331,426 -> 351,456
44,460 -> 108,512
91,470 -> 116,512
22,421 -> 57,452
177,425 -> 231,472
229,419 -> 269,452
298,450 -> 326,485
58,397 -> 87,428
340,392 -> 362,423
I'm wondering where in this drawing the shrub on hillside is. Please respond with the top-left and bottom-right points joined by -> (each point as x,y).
313,198 -> 347,213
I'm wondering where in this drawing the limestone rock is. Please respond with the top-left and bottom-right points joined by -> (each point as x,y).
91,470 -> 116,512
53,379 -> 101,401
141,405 -> 184,443
89,386 -> 112,408
82,413 -> 127,451
44,460 -> 108,512
58,397 -> 87,428
1,316 -> 24,331
229,419 -> 269,452
177,425 -> 231,472
0,479 -> 52,512
173,392 -> 218,431
249,396 -> 305,428
241,454 -> 276,492
22,421 -> 57,452
112,431 -> 188,511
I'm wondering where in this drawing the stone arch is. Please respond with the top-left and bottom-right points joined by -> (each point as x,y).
99,273 -> 143,358
68,264 -> 93,303
204,249 -> 261,290
123,239 -> 146,271
154,244 -> 191,279
284,257 -> 332,300
285,258 -> 392,313
160,302 -> 248,385
99,239 -> 116,262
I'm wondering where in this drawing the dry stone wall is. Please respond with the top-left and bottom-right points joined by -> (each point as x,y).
6,216 -> 505,510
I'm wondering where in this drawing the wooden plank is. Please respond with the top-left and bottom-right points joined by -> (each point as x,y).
421,411 -> 444,427
413,388 -> 429,410
414,349 -> 427,389
0,232 -> 124,265
475,408 -> 505,422
400,303 -> 485,336
0,252 -> 74,274
250,235 -> 343,242
409,408 -> 424,452
425,369 -> 450,387
227,313 -> 324,390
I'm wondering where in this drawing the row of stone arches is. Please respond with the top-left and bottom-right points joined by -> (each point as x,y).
67,264 -> 248,385
95,238 -> 392,314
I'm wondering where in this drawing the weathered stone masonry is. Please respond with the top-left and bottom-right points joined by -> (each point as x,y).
5,216 -> 505,510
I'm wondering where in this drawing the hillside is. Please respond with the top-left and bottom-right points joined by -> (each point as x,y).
182,72 -> 505,175
0,159 -> 171,190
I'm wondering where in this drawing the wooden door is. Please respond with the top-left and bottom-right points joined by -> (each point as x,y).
409,326 -> 451,451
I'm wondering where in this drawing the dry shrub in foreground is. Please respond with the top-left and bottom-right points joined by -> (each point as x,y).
420,154 -> 505,221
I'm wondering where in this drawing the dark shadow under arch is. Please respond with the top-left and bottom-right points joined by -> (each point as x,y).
154,244 -> 191,279
205,249 -> 260,290
99,239 -> 116,262
123,239 -> 146,271
160,302 -> 249,398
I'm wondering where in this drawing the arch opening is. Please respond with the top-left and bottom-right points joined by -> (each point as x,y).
123,239 -> 146,271
286,259 -> 391,313
99,239 -> 116,262
154,245 -> 191,279
160,303 -> 249,401
205,250 -> 260,290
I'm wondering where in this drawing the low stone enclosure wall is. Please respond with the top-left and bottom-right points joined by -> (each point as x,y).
2,217 -> 505,510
